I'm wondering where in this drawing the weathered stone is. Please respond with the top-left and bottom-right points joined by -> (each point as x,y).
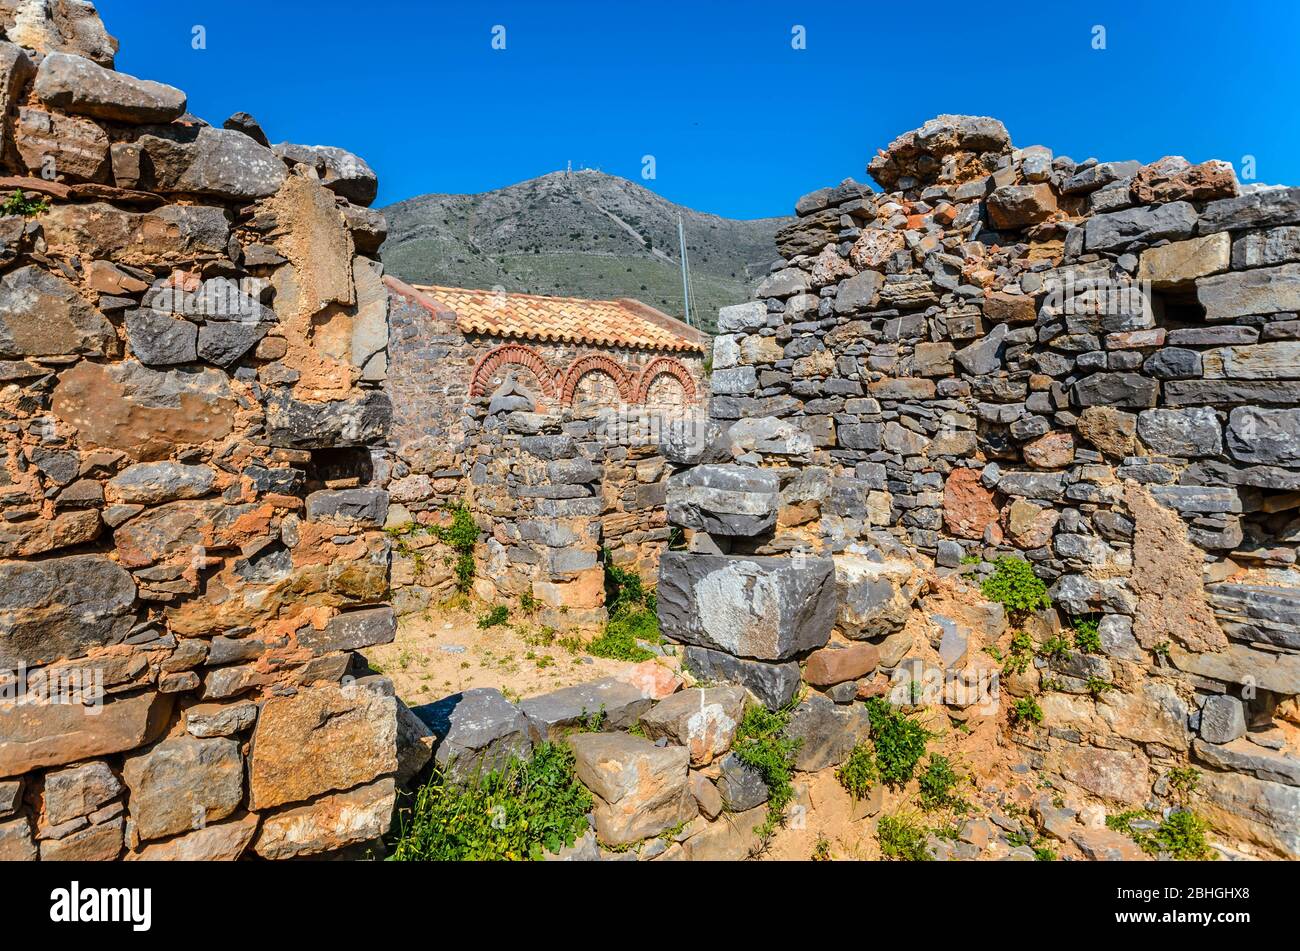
248,684 -> 397,809
1169,641 -> 1300,695
1130,158 -> 1237,205
0,554 -> 136,668
834,549 -> 919,640
305,487 -> 388,525
666,464 -> 778,537
1056,744 -> 1149,804
1148,485 -> 1240,515
1207,583 -> 1300,650
1233,226 -> 1300,268
1073,372 -> 1159,408
1225,406 -> 1300,465
35,51 -> 185,123
714,751 -> 770,811
568,733 -> 696,846
657,552 -> 835,661
1003,498 -> 1059,548
127,812 -> 258,861
1143,347 -> 1202,380
1198,770 -> 1299,858
299,606 -> 397,654
1096,682 -> 1190,750
1084,201 -> 1197,251
184,700 -> 258,739
1199,187 -> 1300,234
987,183 -> 1057,230
39,202 -> 231,268
42,761 -> 122,826
39,815 -> 122,861
264,390 -> 393,449
1197,263 -> 1300,321
274,142 -> 378,206
639,686 -> 746,766
15,106 -> 109,181
984,290 -> 1038,324
1205,341 -> 1300,380
1198,694 -> 1246,744
943,467 -> 999,540
1137,232 -> 1231,287
717,301 -> 767,333
0,264 -> 114,358
784,693 -> 871,771
954,322 -> 1008,375
0,816 -> 36,861
518,678 -> 652,743
121,736 -> 243,841
51,359 -> 236,461
254,777 -> 395,860
0,691 -> 172,776
1076,406 -> 1138,457
833,270 -> 884,313
106,461 -> 215,505
1023,430 -> 1075,469
682,647 -> 800,711
414,687 -> 530,783
124,308 -> 198,366
803,643 -> 880,687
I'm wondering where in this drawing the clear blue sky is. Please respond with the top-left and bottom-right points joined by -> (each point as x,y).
99,0 -> 1300,219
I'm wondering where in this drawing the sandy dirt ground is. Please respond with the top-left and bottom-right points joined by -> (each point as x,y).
363,603 -> 661,708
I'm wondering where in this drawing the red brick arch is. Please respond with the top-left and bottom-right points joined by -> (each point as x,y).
469,343 -> 556,398
558,354 -> 634,406
635,356 -> 697,404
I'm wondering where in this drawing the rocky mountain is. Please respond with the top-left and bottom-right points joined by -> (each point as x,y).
379,170 -> 790,334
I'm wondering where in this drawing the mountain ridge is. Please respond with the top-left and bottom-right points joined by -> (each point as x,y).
379,170 -> 791,333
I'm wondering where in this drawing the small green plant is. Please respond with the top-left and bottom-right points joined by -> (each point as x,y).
1040,635 -> 1071,661
477,605 -> 509,629
587,557 -> 658,662
1085,676 -> 1114,698
1,189 -> 49,218
811,836 -> 832,861
1166,766 -> 1201,806
864,697 -> 929,789
1010,696 -> 1043,726
836,743 -> 878,802
732,698 -> 803,842
1072,616 -> 1102,653
877,813 -> 932,861
578,705 -> 607,733
388,743 -> 592,861
519,590 -> 539,614
1152,641 -> 1171,660
980,556 -> 1051,619
1033,843 -> 1058,861
1001,629 -> 1034,676
917,755 -> 966,812
1108,808 -> 1214,860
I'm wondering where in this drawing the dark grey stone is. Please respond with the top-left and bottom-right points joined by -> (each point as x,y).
1199,187 -> 1300,234
1072,372 -> 1159,408
715,752 -> 770,811
517,678 -> 652,743
1207,583 -> 1300,650
414,688 -> 532,783
124,308 -> 197,366
682,646 -> 801,711
658,552 -> 836,660
1198,695 -> 1246,745
1084,201 -> 1197,250
1143,348 -> 1202,380
305,487 -> 388,526
1136,406 -> 1223,457
783,694 -> 871,772
666,464 -> 779,537
0,554 -> 137,667
1226,406 -> 1300,465
299,606 -> 397,654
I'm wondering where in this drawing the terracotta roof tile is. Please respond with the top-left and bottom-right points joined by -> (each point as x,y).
410,284 -> 707,353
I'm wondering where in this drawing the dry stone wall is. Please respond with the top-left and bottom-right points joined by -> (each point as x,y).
660,114 -> 1300,858
0,2 -> 408,861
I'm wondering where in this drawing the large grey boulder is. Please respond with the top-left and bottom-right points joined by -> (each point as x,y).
0,554 -> 136,667
1197,263 -> 1300,321
34,51 -> 184,123
517,678 -> 652,743
274,142 -> 378,206
414,688 -> 532,783
127,126 -> 286,200
783,693 -> 871,772
658,552 -> 836,660
665,464 -> 779,537
1199,187 -> 1300,233
682,646 -> 800,711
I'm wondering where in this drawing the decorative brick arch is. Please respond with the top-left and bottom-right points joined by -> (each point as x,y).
635,356 -> 697,405
470,343 -> 556,398
559,354 -> 634,406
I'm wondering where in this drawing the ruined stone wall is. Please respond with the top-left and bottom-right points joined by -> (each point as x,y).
0,4 -> 406,861
385,279 -> 700,620
660,115 -> 1300,859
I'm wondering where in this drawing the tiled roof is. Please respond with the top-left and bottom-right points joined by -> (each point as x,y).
410,284 -> 708,354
